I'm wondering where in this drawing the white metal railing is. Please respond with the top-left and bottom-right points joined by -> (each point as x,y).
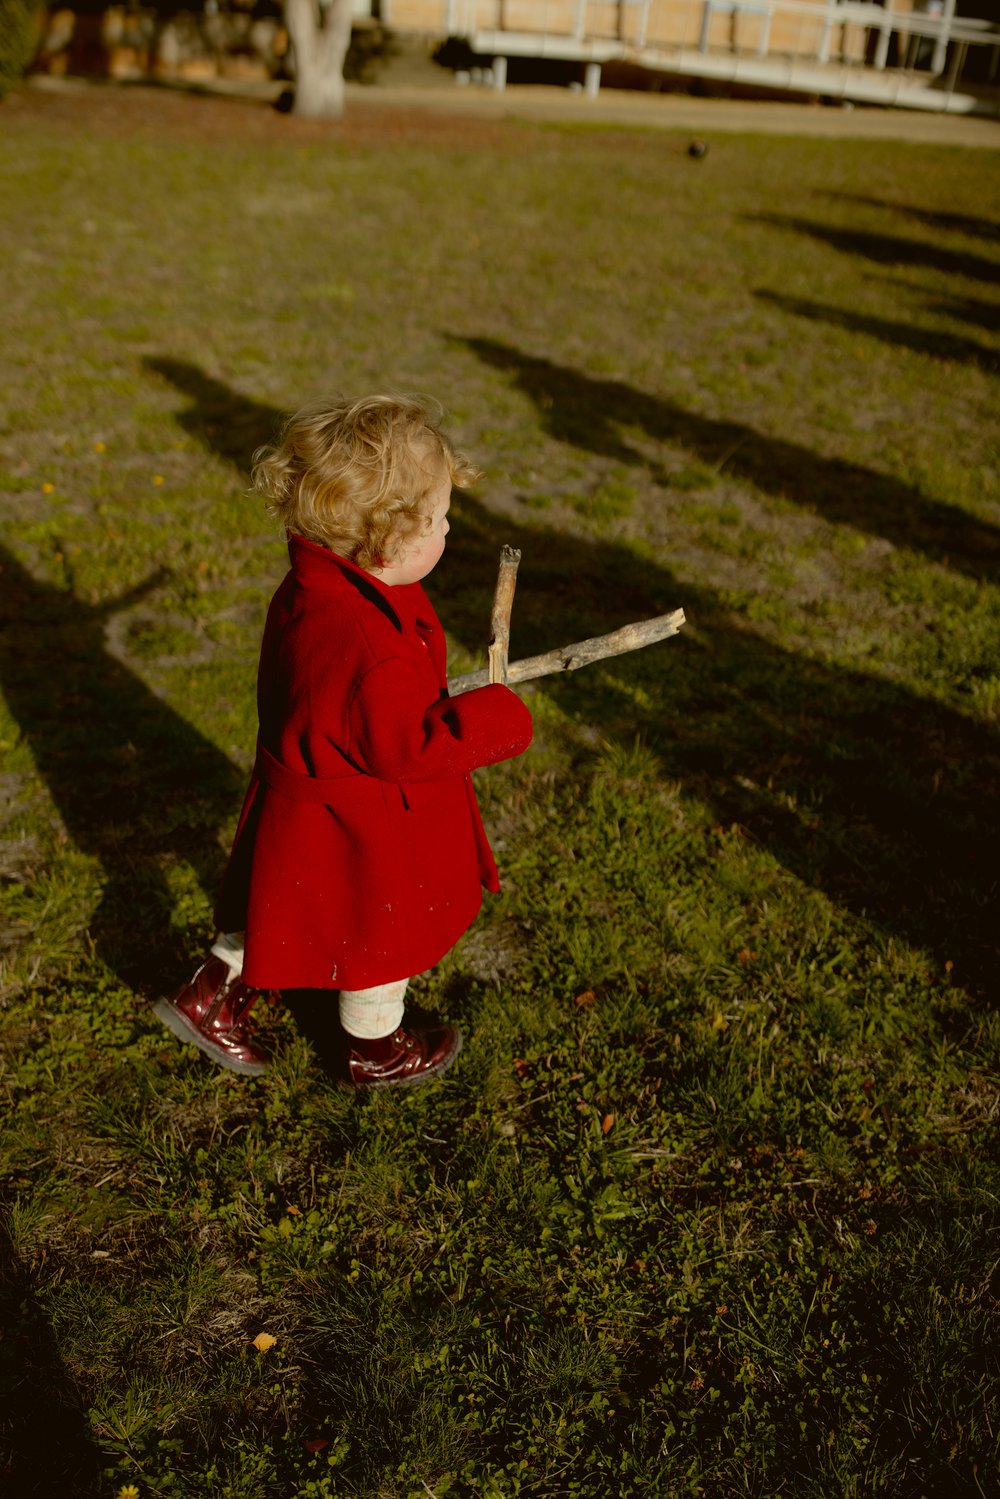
443,0 -> 1000,85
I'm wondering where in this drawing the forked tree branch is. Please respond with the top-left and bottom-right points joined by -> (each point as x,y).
450,609 -> 686,695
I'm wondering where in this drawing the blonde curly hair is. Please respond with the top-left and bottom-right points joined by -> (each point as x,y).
252,395 -> 481,570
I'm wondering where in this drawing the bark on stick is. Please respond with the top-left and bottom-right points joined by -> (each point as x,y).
450,608 -> 686,695
487,546 -> 522,686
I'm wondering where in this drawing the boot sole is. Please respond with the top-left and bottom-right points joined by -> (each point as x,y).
337,1027 -> 463,1092
152,997 -> 269,1077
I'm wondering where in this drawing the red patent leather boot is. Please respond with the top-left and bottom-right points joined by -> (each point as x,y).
153,953 -> 269,1076
341,1018 -> 462,1091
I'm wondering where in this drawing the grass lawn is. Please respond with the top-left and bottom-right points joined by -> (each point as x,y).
1,79 -> 998,1498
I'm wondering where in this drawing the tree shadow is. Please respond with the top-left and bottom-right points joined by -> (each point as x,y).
443,338 -> 999,994
922,292 -> 1000,335
754,290 -> 999,372
0,1220 -> 104,1496
140,354 -> 1000,994
0,547 -> 245,993
750,214 -> 1000,286
457,336 -> 1000,584
823,195 -> 1000,246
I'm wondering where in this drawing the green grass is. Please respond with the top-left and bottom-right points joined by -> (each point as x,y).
1,82 -> 999,1498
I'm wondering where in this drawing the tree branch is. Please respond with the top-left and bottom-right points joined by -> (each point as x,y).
449,608 -> 687,695
487,545 -> 521,687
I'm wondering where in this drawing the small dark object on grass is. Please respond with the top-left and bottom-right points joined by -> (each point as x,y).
689,140 -> 709,159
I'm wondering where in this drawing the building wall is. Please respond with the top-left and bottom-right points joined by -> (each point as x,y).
385,0 -> 920,68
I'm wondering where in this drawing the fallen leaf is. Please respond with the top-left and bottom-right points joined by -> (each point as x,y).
287,1204 -> 301,1216
574,990 -> 596,1009
601,1113 -> 616,1135
251,1332 -> 277,1352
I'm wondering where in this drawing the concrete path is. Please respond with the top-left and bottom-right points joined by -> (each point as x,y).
355,78 -> 1000,148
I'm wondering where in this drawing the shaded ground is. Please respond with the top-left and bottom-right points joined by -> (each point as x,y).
9,70 -> 1000,150
4,75 -> 528,152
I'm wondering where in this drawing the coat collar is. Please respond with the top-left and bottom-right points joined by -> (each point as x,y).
287,534 -> 435,635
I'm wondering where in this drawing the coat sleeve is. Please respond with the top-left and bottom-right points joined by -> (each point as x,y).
347,657 -> 532,783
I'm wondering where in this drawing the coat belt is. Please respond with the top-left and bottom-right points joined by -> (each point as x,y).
254,741 -> 361,804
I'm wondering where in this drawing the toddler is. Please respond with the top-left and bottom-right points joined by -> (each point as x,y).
155,396 -> 532,1088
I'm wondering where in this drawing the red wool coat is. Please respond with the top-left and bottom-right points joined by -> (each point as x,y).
215,535 -> 533,990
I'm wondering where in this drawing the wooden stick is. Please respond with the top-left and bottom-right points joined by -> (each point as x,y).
487,545 -> 521,686
449,607 -> 686,695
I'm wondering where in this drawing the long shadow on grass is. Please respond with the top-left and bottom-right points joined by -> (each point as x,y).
824,195 -> 1000,245
148,357 -> 1000,995
924,292 -> 1000,333
755,290 -> 999,372
455,341 -> 1000,995
0,1222 -> 103,1495
0,548 -> 245,990
750,215 -> 1000,286
461,336 -> 1000,582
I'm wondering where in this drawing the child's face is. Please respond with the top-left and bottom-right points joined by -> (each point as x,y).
373,473 -> 451,587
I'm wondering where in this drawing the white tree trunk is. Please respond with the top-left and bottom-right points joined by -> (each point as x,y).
284,0 -> 354,118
